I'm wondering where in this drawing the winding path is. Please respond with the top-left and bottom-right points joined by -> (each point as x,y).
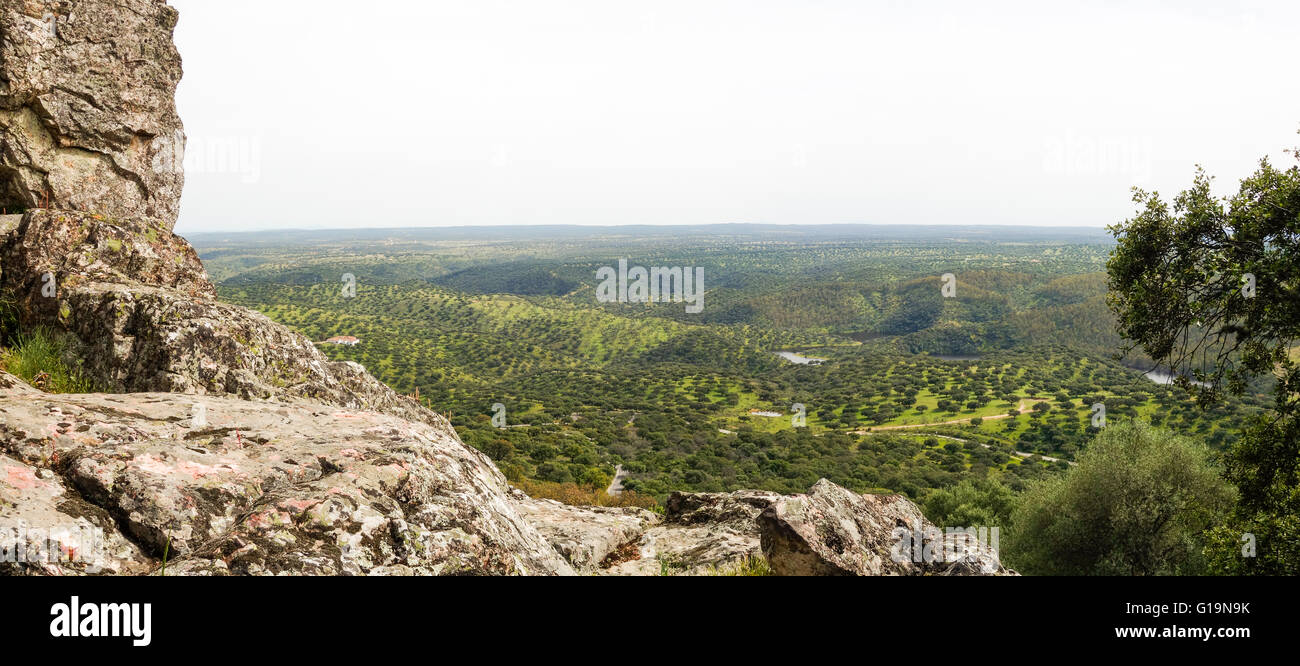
855,400 -> 1043,432
606,465 -> 628,496
911,432 -> 1075,466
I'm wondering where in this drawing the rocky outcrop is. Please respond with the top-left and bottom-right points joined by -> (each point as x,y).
603,489 -> 781,575
513,493 -> 659,571
0,363 -> 33,392
0,0 -> 186,227
1,450 -> 151,575
590,482 -> 1012,576
0,209 -> 447,431
0,377 -> 574,576
0,208 -> 211,298
758,479 -> 1011,576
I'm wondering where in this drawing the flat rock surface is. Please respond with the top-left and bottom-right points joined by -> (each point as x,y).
514,493 -> 658,571
1,452 -> 150,575
0,383 -> 574,575
605,489 -> 782,575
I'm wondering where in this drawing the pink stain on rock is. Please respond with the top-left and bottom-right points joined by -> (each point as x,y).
278,498 -> 319,512
246,508 -> 290,529
135,455 -> 235,480
4,465 -> 42,490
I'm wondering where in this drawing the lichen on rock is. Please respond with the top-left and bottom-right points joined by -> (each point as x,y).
0,0 -> 186,227
758,479 -> 1013,576
0,383 -> 575,576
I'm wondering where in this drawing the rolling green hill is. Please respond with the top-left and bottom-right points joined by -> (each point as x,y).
204,226 -> 1262,503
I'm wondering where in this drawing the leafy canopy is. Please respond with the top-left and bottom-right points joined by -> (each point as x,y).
1106,142 -> 1300,573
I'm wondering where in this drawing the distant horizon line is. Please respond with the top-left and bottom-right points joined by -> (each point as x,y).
179,221 -> 1114,236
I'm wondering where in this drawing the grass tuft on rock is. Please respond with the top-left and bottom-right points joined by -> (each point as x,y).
705,555 -> 772,576
0,327 -> 98,393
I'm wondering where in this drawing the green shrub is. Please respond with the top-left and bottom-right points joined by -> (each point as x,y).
1005,421 -> 1234,575
922,478 -> 1014,529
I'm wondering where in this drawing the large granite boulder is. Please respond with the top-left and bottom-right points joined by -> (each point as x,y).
513,492 -> 659,571
600,481 -> 1012,576
0,0 -> 185,227
604,489 -> 782,575
0,378 -> 574,576
758,479 -> 1012,576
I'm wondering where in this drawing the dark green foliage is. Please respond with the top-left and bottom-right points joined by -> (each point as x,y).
1108,145 -> 1300,574
1005,422 -> 1234,575
922,478 -> 1015,529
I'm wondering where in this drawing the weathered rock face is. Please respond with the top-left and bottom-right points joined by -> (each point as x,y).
0,375 -> 574,576
665,488 -> 783,526
758,479 -> 1012,576
0,208 -> 211,299
0,209 -> 447,430
1,451 -> 151,575
513,492 -> 659,572
593,482 -> 1013,576
0,0 -> 185,227
604,489 -> 781,575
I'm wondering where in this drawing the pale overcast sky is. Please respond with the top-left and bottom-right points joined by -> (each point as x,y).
170,0 -> 1300,233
